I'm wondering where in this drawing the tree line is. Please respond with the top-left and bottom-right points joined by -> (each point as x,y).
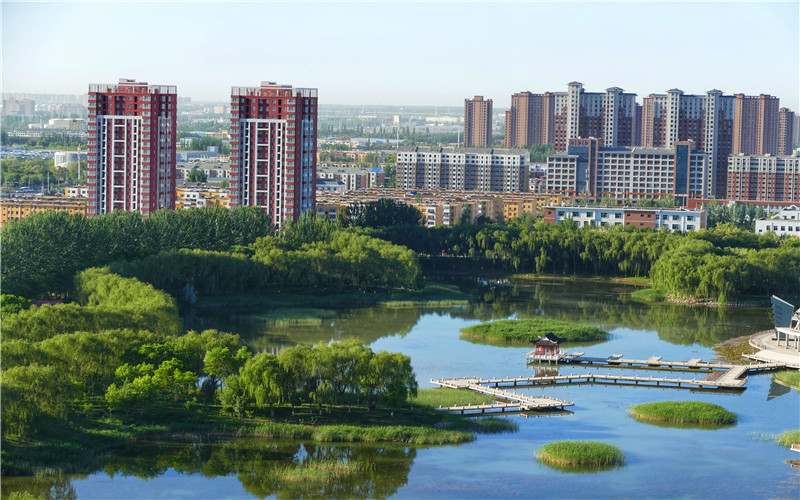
1,206 -> 273,297
370,221 -> 799,303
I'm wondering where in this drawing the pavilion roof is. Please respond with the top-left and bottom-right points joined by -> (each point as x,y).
531,332 -> 566,346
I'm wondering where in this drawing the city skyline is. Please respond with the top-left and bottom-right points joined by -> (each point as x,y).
2,2 -> 798,110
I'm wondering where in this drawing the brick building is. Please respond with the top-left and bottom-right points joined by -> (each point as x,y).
229,81 -> 318,227
464,96 -> 493,147
86,79 -> 177,216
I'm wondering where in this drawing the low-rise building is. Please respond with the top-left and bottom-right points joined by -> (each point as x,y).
316,178 -> 347,193
315,188 -> 568,226
755,206 -> 800,237
64,186 -> 88,198
542,205 -> 706,231
176,160 -> 230,181
317,164 -> 386,189
47,118 -> 85,131
175,184 -> 229,209
176,147 -> 220,162
0,197 -> 87,226
54,151 -> 87,168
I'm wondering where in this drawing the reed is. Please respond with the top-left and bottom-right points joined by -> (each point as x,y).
773,370 -> 800,390
537,441 -> 625,467
776,429 -> 800,448
629,401 -> 737,425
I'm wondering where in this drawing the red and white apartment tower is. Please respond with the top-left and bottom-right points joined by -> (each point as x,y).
229,81 -> 318,227
86,79 -> 177,216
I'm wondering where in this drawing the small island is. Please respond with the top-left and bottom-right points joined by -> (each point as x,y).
536,440 -> 625,468
629,401 -> 737,425
461,318 -> 608,344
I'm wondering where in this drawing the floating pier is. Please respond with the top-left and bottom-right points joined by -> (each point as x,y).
432,353 -> 788,414
431,378 -> 573,413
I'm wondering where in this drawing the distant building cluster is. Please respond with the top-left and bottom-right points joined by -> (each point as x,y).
3,98 -> 36,116
316,188 -> 567,227
469,82 -> 797,201
5,77 -> 799,238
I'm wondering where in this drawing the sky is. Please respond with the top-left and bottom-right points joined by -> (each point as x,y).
2,1 -> 799,110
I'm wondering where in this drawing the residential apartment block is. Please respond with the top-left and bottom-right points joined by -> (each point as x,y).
464,96 -> 493,147
727,154 -> 800,203
229,81 -> 317,227
86,79 -> 177,216
396,146 -> 529,192
543,205 -> 706,232
546,138 -> 708,203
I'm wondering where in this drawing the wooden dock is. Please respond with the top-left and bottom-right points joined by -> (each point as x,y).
527,352 -> 738,371
433,353 -> 786,414
435,372 -> 746,391
431,378 -> 573,413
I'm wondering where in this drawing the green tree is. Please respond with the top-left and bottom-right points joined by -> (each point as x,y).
186,168 -> 208,183
2,364 -> 76,438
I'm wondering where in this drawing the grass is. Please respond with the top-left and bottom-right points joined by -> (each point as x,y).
410,388 -> 494,408
461,317 -> 608,344
713,335 -> 758,364
630,288 -> 666,302
536,441 -> 625,467
773,370 -> 800,390
629,401 -> 737,425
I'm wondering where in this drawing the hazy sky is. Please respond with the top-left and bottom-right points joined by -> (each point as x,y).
2,1 -> 798,110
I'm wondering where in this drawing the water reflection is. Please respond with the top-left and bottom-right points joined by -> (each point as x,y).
190,279 -> 772,351
3,439 -> 417,500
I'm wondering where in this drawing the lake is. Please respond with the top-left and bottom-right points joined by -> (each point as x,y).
5,279 -> 798,499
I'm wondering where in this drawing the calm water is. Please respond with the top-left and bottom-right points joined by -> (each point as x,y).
6,280 -> 799,499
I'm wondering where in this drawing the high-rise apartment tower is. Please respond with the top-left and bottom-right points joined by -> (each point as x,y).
86,79 -> 177,216
504,83 -> 639,151
779,108 -> 796,156
229,81 -> 318,228
464,96 -> 493,147
732,93 -> 780,155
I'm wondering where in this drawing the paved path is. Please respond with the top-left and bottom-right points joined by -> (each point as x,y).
747,332 -> 800,369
